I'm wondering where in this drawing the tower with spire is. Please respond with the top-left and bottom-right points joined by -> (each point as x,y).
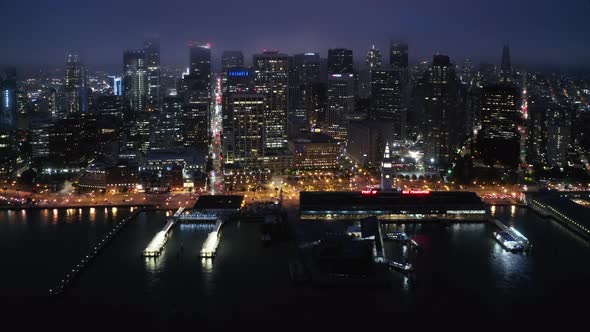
381,142 -> 394,191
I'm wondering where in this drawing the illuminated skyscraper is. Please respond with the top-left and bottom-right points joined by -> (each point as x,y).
291,52 -> 321,123
221,51 -> 244,70
253,51 -> 289,151
222,68 -> 254,165
366,46 -> 382,69
123,50 -> 147,113
422,55 -> 463,167
370,68 -> 405,140
0,67 -> 17,129
327,73 -> 355,140
65,54 -> 88,113
389,41 -> 408,69
144,36 -> 161,110
183,43 -> 212,149
231,94 -> 266,168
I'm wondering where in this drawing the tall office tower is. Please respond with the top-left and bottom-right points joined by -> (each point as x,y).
188,43 -> 211,89
422,55 -> 463,167
144,36 -> 161,111
546,105 -> 572,167
327,48 -> 353,74
370,68 -> 405,140
526,97 -> 548,166
479,83 -> 520,167
366,46 -> 382,69
499,44 -> 512,83
253,51 -> 289,151
183,43 -> 211,150
65,54 -> 88,114
460,58 -> 474,85
222,68 -> 254,165
291,52 -> 321,123
123,50 -> 148,113
0,67 -> 17,129
108,76 -> 123,96
221,51 -> 244,70
231,94 -> 266,168
327,72 -> 355,140
390,41 -> 408,69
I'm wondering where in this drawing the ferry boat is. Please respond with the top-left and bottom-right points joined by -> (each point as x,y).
493,231 -> 524,252
387,260 -> 413,273
383,231 -> 408,241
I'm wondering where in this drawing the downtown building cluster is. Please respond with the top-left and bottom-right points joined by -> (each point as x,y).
1,40 -> 590,191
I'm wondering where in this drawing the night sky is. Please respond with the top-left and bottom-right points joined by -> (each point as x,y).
2,0 -> 589,69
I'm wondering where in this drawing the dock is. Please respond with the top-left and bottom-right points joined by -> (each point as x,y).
49,209 -> 141,297
200,219 -> 223,258
142,208 -> 185,257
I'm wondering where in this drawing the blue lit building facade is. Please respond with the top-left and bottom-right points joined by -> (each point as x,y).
0,67 -> 17,129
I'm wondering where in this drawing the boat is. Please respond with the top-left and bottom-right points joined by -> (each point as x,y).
387,260 -> 413,273
383,231 -> 408,241
493,231 -> 524,252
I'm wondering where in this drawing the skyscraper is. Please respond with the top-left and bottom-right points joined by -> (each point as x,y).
422,54 -> 463,167
366,46 -> 382,69
370,68 -> 405,140
65,54 -> 87,114
222,67 -> 254,165
231,94 -> 266,168
327,48 -> 353,75
253,51 -> 289,151
183,43 -> 212,150
327,72 -> 355,140
144,36 -> 161,111
479,83 -> 520,167
123,50 -> 147,113
221,51 -> 244,70
291,52 -> 321,123
0,68 -> 17,129
499,44 -> 512,83
390,41 -> 408,69
188,43 -> 211,90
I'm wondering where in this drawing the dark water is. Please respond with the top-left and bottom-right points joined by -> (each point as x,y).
1,206 -> 589,328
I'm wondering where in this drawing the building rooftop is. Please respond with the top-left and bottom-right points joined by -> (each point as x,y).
300,191 -> 485,212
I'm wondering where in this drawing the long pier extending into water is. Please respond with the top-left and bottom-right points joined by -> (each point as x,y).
142,208 -> 184,257
49,209 -> 141,297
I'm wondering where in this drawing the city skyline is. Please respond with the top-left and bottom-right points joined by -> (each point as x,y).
2,0 -> 590,69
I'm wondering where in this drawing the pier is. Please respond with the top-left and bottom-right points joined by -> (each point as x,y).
49,209 -> 141,296
200,219 -> 223,258
142,208 -> 185,257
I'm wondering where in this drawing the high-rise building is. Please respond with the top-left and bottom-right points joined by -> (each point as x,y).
499,44 -> 512,83
366,46 -> 382,70
0,67 -> 17,129
183,43 -> 212,150
327,73 -> 355,140
222,68 -> 254,165
221,51 -> 244,70
370,68 -> 405,140
188,43 -> 211,90
231,94 -> 266,168
108,76 -> 123,96
327,48 -> 353,75
291,53 -> 321,123
422,55 -> 463,167
479,83 -> 520,167
65,54 -> 88,114
390,41 -> 408,69
144,36 -> 161,110
123,50 -> 148,113
253,51 -> 289,151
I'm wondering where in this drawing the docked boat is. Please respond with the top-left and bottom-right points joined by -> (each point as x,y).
387,260 -> 413,273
